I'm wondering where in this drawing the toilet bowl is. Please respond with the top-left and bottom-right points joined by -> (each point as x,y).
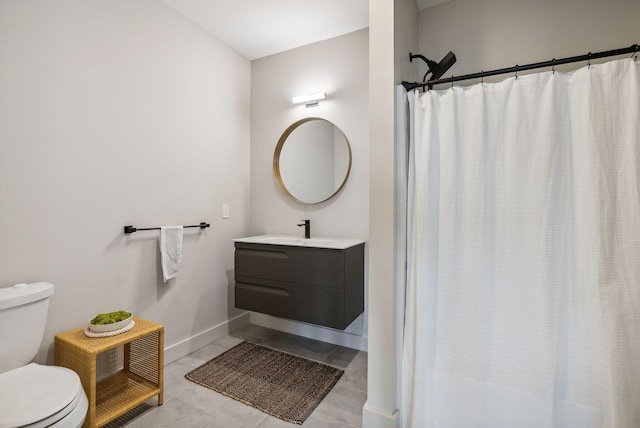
0,283 -> 88,427
0,363 -> 88,428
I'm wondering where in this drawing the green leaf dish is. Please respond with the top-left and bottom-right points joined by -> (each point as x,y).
88,310 -> 133,333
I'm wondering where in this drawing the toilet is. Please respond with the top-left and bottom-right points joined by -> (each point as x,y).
0,282 -> 88,428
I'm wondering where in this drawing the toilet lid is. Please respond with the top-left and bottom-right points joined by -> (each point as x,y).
0,363 -> 82,428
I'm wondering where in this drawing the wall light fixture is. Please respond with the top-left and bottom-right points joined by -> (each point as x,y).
292,92 -> 327,107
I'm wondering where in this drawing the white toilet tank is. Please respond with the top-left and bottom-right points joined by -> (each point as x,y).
0,282 -> 54,373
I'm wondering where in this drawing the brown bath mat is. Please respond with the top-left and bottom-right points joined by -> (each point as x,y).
185,341 -> 344,424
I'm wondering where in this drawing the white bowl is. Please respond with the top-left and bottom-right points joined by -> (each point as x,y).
88,313 -> 133,333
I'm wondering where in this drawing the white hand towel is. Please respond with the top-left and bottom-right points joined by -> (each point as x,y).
160,226 -> 183,282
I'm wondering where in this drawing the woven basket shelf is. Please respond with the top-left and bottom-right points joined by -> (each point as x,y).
55,317 -> 164,428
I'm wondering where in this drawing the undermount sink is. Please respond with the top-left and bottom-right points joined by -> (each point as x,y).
233,235 -> 364,250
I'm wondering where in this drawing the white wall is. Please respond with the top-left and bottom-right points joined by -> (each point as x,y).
364,0 -> 417,426
249,29 -> 369,349
418,0 -> 640,83
0,0 -> 251,364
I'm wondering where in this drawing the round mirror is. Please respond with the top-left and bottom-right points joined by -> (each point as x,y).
274,118 -> 352,204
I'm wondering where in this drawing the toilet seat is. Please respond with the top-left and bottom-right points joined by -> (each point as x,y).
0,363 -> 86,428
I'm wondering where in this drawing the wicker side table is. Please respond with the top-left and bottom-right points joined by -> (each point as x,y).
55,317 -> 164,428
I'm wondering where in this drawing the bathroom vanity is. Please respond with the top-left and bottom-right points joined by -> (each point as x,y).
234,235 -> 365,329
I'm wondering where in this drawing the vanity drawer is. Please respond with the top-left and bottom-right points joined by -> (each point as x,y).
233,241 -> 364,330
234,243 -> 345,289
235,279 -> 346,329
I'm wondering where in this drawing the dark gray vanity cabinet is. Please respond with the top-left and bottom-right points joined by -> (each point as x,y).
234,242 -> 364,329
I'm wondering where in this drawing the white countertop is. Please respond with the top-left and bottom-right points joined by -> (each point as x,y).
233,235 -> 365,250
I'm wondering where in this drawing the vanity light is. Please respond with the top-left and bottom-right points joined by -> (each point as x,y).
292,92 -> 327,107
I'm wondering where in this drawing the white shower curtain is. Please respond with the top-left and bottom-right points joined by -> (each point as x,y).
402,58 -> 640,428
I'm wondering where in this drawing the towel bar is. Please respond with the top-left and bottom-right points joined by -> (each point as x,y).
124,222 -> 210,234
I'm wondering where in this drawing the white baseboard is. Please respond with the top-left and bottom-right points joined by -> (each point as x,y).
162,310 -> 367,366
250,312 -> 368,351
164,312 -> 250,364
362,401 -> 399,428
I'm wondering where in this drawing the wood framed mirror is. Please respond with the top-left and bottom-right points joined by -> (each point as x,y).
274,118 -> 352,204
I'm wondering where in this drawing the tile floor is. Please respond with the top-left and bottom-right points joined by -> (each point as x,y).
104,324 -> 367,427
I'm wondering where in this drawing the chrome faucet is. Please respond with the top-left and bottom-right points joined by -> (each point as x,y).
297,219 -> 311,239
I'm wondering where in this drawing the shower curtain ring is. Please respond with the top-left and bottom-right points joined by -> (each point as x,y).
552,59 -> 556,74
515,65 -> 519,80
481,71 -> 484,85
587,52 -> 592,69
451,76 -> 454,90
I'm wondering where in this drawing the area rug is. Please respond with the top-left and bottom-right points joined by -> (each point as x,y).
185,341 -> 344,424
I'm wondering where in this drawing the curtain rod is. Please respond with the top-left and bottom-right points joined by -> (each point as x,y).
402,44 -> 639,92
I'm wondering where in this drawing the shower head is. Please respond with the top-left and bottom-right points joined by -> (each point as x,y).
410,51 -> 457,82
429,51 -> 457,81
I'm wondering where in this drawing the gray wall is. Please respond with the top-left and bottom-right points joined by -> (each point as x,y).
418,0 -> 640,84
0,0 -> 251,363
249,29 -> 369,349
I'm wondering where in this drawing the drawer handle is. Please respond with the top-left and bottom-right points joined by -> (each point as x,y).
236,283 -> 289,296
236,249 -> 289,259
